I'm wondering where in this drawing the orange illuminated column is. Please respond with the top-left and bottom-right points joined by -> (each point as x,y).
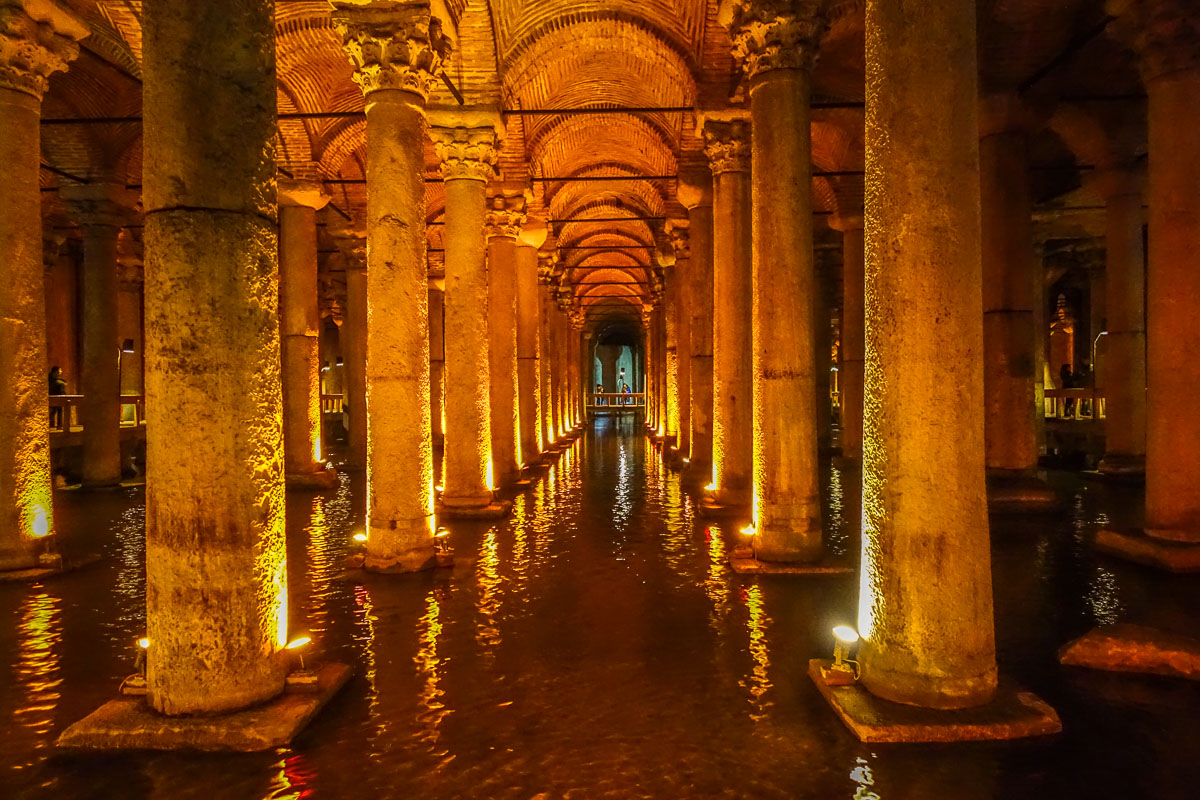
642,303 -> 656,429
432,118 -> 509,517
702,117 -> 753,511
428,278 -> 445,452
1091,167 -> 1146,476
1098,0 -> 1200,563
335,2 -> 440,569
517,220 -> 547,461
537,257 -> 557,444
858,0 -> 997,708
978,96 -> 1056,511
728,1 -> 826,558
278,176 -> 337,489
831,214 -> 864,460
570,315 -> 584,427
142,0 -> 288,711
485,194 -> 524,485
555,292 -> 571,432
671,222 -> 692,459
663,248 -> 680,445
0,0 -> 85,572
44,236 -> 79,400
332,228 -> 368,471
61,182 -> 133,489
678,169 -> 714,482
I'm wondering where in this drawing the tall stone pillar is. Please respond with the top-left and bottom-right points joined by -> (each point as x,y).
725,1 -> 826,557
516,220 -> 547,461
332,229 -> 367,471
428,280 -> 445,451
0,0 -> 85,571
61,183 -> 133,488
1099,0 -> 1200,558
142,0 -> 288,712
978,97 -> 1055,510
537,261 -> 556,445
832,216 -> 865,460
1092,168 -> 1146,476
485,194 -> 524,484
679,173 -> 714,482
858,0 -> 997,708
663,261 -> 680,444
431,120 -> 508,516
334,1 -> 444,568
814,251 -> 835,452
44,238 -> 79,396
278,177 -> 335,488
671,223 -> 692,459
702,117 -> 753,510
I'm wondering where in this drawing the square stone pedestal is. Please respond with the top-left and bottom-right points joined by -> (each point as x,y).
728,552 -> 854,576
56,662 -> 351,752
1094,529 -> 1200,572
438,499 -> 512,519
808,660 -> 1061,743
0,552 -> 101,583
285,467 -> 340,491
695,498 -> 751,520
1059,623 -> 1200,681
986,475 -> 1061,514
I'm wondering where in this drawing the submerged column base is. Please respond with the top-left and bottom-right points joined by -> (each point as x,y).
1097,453 -> 1146,479
808,660 -> 1061,743
438,498 -> 512,519
285,465 -> 339,491
985,470 -> 1061,514
1095,528 -> 1200,572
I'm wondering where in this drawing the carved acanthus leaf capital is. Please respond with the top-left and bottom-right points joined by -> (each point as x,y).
702,119 -> 751,174
331,2 -> 450,99
1107,0 -> 1200,82
431,125 -> 499,182
0,1 -> 87,100
724,0 -> 828,79
484,194 -> 526,239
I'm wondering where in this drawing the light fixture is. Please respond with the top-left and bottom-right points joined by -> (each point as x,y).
120,636 -> 150,696
285,636 -> 311,651
284,636 -> 318,692
121,338 -> 135,354
137,637 -> 150,650
705,482 -> 717,492
335,356 -> 344,366
352,532 -> 367,543
820,626 -> 860,686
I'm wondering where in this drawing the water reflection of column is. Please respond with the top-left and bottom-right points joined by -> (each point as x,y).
741,584 -> 772,721
415,587 -> 450,754
14,590 -> 62,766
475,529 -> 503,654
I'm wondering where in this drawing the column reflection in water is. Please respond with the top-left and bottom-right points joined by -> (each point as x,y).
849,756 -> 881,800
660,465 -> 689,583
509,494 -> 532,602
475,528 -> 503,653
353,584 -> 379,739
14,589 -> 62,767
703,525 -> 731,628
1072,495 -> 1123,625
265,748 -> 316,800
739,584 -> 772,721
415,587 -> 450,755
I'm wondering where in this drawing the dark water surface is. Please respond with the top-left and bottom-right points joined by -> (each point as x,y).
3,416 -> 1200,798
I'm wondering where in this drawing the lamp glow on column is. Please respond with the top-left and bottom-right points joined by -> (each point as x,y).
119,636 -> 150,696
819,625 -> 861,686
284,635 -> 319,692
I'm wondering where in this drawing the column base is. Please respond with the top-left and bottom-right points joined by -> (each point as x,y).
808,660 -> 1061,743
1094,528 -> 1200,572
437,499 -> 512,519
0,552 -> 101,583
57,662 -> 351,753
1059,623 -> 1200,681
79,478 -> 124,491
1095,453 -> 1146,480
831,454 -> 862,470
728,546 -> 854,575
285,466 -> 339,491
345,549 -> 452,573
696,495 -> 752,520
986,472 -> 1061,514
680,460 -> 711,488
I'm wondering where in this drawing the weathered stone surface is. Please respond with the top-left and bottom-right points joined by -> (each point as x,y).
728,553 -> 854,575
1095,529 -> 1200,572
809,660 -> 1061,743
1059,623 -> 1200,680
57,663 -> 351,753
986,473 -> 1062,514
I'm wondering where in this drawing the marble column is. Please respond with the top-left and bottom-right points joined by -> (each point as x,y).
278,178 -> 335,488
143,0 -> 287,712
671,223 -> 692,459
432,120 -> 508,516
537,262 -> 556,445
858,0 -> 997,708
679,173 -> 714,481
831,216 -> 865,460
333,230 -> 368,471
663,262 -> 680,444
978,97 -> 1055,510
485,194 -> 524,484
428,280 -> 445,452
517,221 -> 547,461
643,304 -> 656,430
335,2 -> 443,568
44,238 -> 79,398
62,183 -> 132,488
702,117 -> 753,510
1092,168 -> 1146,476
0,0 -> 85,571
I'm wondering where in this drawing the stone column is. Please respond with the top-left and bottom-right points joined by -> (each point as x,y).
725,2 -> 826,557
333,230 -> 367,471
431,120 -> 508,516
517,221 -> 547,461
61,183 -> 133,488
1092,168 -> 1146,475
142,0 -> 287,712
858,0 -> 997,708
117,261 -> 144,400
44,238 -> 79,397
815,251 -> 835,452
537,261 -> 556,445
832,215 -> 865,460
663,262 -> 680,444
278,178 -> 335,488
334,1 -> 445,568
679,173 -> 715,481
671,223 -> 692,458
0,0 -> 84,570
978,97 -> 1055,510
643,303 -> 656,430
485,194 -> 524,484
428,280 -> 445,451
702,117 -> 753,509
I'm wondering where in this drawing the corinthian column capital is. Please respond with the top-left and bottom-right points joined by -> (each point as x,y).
431,125 -> 499,182
1107,0 -> 1200,82
484,193 -> 526,239
722,0 -> 828,79
330,0 -> 451,99
0,0 -> 88,100
701,118 -> 751,174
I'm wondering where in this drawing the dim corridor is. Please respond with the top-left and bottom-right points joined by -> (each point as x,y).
2,417 -> 1199,799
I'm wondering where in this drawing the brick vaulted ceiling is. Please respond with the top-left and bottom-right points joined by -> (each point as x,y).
38,0 -> 1145,325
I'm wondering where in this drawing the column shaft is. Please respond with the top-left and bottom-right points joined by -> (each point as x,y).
516,245 -> 542,459
664,268 -> 679,441
79,222 -> 122,486
344,259 -> 367,470
279,200 -> 325,479
858,0 -> 997,709
675,253 -> 691,457
539,283 -> 556,443
838,224 -> 865,460
429,285 -> 445,451
486,224 -> 520,483
687,203 -> 715,473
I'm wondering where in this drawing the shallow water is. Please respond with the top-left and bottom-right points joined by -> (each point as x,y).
3,415 -> 1200,799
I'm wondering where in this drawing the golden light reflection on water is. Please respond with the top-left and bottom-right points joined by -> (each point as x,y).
415,588 -> 450,755
476,529 -> 503,652
510,494 -> 531,600
740,584 -> 772,721
14,589 -> 62,765
304,497 -> 333,636
265,748 -> 316,800
660,470 -> 689,581
703,526 -> 730,626
353,584 -> 378,718
849,756 -> 882,800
